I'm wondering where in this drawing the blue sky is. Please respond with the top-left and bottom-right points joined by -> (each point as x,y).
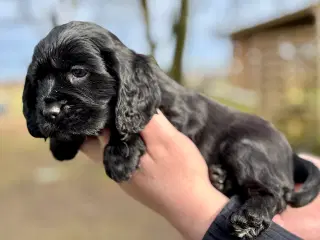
0,0 -> 317,82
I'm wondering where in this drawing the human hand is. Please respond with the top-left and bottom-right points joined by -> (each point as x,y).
274,154 -> 320,240
80,110 -> 320,240
80,110 -> 229,240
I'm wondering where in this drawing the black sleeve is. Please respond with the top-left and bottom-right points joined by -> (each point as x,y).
202,196 -> 302,240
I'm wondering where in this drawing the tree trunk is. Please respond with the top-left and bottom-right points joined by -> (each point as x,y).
169,0 -> 189,84
140,0 -> 156,57
51,0 -> 78,27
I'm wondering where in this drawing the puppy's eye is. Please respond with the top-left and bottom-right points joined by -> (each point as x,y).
71,67 -> 88,78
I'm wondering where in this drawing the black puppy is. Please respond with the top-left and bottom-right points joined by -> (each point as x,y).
22,21 -> 320,239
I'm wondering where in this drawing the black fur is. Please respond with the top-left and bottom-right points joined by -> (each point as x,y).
22,21 -> 320,239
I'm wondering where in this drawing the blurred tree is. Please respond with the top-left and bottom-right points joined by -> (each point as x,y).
18,0 -> 34,23
50,5 -> 59,27
140,0 -> 156,57
51,0 -> 78,27
168,0 -> 189,84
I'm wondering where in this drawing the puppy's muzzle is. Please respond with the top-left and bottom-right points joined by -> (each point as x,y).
42,98 -> 68,122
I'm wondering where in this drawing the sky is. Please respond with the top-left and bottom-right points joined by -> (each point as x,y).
0,0 -> 318,82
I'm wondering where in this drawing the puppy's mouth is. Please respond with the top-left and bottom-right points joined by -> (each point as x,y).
39,121 -> 61,138
38,110 -> 108,139
39,120 -> 104,139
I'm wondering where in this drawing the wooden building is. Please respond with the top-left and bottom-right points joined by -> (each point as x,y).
229,5 -> 320,152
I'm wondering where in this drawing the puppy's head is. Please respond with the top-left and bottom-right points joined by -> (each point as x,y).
22,21 -> 161,140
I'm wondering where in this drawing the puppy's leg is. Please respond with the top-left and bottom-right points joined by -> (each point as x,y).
209,164 -> 234,196
103,133 -> 144,182
50,136 -> 85,161
220,141 -> 287,239
230,195 -> 283,239
209,165 -> 226,191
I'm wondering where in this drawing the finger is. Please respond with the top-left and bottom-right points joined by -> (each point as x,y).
120,153 -> 155,187
80,136 -> 104,163
138,153 -> 156,173
132,153 -> 155,181
298,153 -> 320,168
272,215 -> 285,228
141,109 -> 179,147
98,128 -> 111,146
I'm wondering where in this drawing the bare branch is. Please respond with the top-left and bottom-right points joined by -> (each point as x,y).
169,0 -> 189,84
140,0 -> 156,57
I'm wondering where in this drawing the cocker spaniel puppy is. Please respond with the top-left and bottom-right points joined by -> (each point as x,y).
22,21 -> 320,239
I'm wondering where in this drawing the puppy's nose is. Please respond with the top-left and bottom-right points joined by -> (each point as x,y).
43,102 -> 62,120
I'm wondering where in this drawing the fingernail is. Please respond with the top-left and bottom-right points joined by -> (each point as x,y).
153,109 -> 176,131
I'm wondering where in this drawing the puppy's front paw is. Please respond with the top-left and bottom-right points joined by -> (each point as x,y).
103,136 -> 145,182
230,206 -> 271,239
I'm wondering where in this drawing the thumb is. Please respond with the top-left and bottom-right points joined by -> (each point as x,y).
140,109 -> 179,147
80,129 -> 110,163
80,136 -> 104,163
98,128 -> 111,146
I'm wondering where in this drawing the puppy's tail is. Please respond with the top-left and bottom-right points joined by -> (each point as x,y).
286,154 -> 320,207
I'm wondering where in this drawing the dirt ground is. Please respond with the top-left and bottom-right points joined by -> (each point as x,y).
0,84 -> 181,240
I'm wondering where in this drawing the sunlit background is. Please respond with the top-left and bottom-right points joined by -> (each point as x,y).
0,0 -> 319,239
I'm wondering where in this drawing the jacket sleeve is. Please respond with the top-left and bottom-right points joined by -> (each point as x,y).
202,196 -> 302,240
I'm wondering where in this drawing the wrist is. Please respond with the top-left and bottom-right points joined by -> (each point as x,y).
164,180 -> 229,240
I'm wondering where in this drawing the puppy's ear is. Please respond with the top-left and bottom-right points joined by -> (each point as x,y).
103,49 -> 161,140
22,73 -> 44,138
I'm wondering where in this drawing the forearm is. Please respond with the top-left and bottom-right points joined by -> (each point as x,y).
162,181 -> 229,240
162,182 -> 302,240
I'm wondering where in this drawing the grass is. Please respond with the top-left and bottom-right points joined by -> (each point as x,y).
212,96 -> 254,113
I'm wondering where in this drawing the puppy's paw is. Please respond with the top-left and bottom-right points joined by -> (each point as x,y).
103,145 -> 140,182
209,164 -> 227,191
103,136 -> 145,182
230,206 -> 271,239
